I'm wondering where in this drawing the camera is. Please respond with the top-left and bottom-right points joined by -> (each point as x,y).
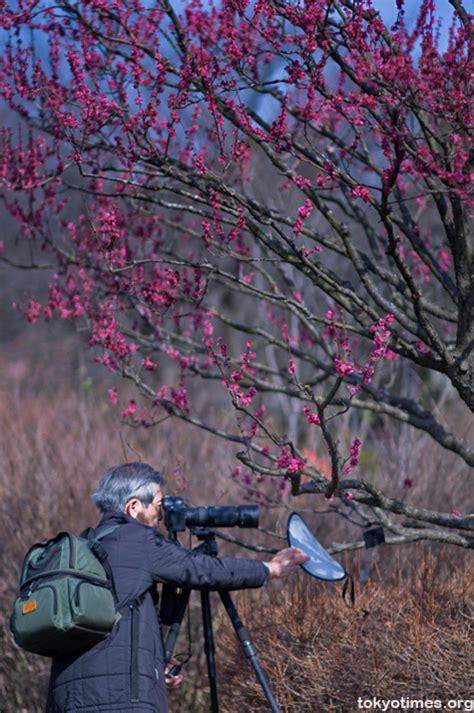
162,496 -> 259,533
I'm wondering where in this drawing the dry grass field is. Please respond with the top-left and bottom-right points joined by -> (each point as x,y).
0,335 -> 472,712
216,558 -> 473,712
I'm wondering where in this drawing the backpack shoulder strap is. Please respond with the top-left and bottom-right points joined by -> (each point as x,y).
81,524 -> 150,611
80,524 -> 121,541
83,525 -> 121,602
93,525 -> 121,541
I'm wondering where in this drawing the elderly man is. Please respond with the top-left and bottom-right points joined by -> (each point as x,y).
46,462 -> 308,713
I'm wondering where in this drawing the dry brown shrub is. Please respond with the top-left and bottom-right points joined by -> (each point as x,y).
215,558 -> 474,713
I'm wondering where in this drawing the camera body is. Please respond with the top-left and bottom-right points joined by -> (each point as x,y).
162,496 -> 259,533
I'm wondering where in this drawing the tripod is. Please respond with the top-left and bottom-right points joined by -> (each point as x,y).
161,528 -> 281,713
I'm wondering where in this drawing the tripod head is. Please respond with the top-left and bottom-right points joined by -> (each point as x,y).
189,527 -> 219,555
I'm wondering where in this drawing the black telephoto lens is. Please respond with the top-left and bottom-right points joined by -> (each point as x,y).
185,504 -> 259,529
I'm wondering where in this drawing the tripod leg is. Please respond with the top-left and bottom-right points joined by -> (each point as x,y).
162,586 -> 191,665
218,591 -> 281,713
201,590 -> 219,713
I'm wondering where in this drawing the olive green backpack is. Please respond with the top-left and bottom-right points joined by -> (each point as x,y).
11,526 -> 122,657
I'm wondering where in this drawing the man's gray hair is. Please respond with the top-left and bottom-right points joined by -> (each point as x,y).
93,462 -> 164,513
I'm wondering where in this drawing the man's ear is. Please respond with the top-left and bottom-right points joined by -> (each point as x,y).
124,498 -> 141,519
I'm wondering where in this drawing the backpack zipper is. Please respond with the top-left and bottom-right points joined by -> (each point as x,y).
21,570 -> 113,591
130,602 -> 140,703
69,534 -> 76,569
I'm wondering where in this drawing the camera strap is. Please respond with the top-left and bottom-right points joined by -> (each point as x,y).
342,573 -> 356,607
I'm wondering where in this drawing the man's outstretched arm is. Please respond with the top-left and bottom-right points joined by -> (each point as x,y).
147,531 -> 308,590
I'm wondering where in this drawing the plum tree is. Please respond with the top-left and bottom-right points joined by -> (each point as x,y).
0,0 -> 472,548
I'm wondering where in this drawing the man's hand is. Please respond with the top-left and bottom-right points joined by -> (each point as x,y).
266,547 -> 309,579
164,657 -> 185,689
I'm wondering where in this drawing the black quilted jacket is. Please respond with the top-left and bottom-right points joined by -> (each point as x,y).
45,511 -> 269,713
